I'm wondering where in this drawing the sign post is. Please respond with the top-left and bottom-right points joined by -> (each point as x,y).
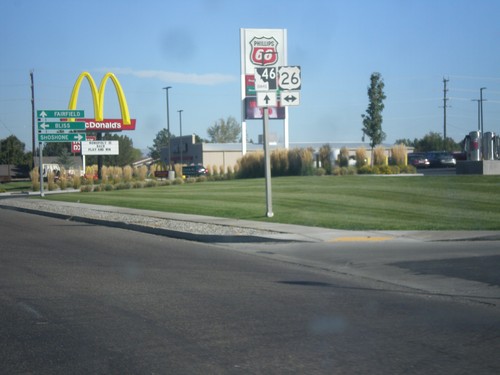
37,109 -> 85,197
263,107 -> 273,218
254,66 -> 301,217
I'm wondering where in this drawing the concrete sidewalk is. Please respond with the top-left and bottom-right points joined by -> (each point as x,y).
2,192 -> 500,243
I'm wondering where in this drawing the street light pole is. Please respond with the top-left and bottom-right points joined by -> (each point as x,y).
480,87 -> 486,160
178,110 -> 183,167
163,86 -> 172,169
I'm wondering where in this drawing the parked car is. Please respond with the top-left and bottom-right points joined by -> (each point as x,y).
426,151 -> 456,168
407,153 -> 430,168
182,164 -> 208,178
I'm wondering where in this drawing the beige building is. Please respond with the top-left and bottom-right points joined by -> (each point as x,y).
160,135 -> 411,171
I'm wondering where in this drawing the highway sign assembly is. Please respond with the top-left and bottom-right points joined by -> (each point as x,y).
257,91 -> 277,107
37,121 -> 86,131
37,109 -> 85,119
38,133 -> 86,143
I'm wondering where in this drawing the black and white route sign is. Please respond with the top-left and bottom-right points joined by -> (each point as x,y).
281,91 -> 300,106
256,91 -> 277,107
278,66 -> 301,90
255,67 -> 277,91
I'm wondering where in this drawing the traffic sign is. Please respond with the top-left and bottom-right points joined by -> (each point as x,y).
256,91 -> 277,107
37,109 -> 85,119
37,121 -> 86,131
278,66 -> 301,90
280,91 -> 300,106
38,133 -> 86,143
254,67 -> 277,91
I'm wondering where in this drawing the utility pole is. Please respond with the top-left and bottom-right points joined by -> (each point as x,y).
442,77 -> 449,150
30,70 -> 35,169
471,99 -> 480,131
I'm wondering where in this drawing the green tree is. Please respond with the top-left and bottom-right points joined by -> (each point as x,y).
207,116 -> 241,143
0,135 -> 27,165
414,132 -> 459,152
148,128 -> 173,160
362,72 -> 387,152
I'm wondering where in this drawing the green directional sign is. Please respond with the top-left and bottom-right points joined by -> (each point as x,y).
38,133 -> 86,143
38,121 -> 86,131
37,109 -> 85,119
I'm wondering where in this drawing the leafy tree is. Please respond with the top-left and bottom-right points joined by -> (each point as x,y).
361,72 -> 387,152
43,142 -> 71,157
148,128 -> 173,160
0,135 -> 27,165
414,132 -> 459,152
207,116 -> 241,143
394,138 -> 415,147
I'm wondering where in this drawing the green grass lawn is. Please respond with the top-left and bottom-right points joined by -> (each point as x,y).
40,175 -> 500,230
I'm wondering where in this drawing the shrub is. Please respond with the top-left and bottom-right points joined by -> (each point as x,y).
30,168 -> 40,191
373,146 -> 387,166
339,147 -> 349,167
314,167 -> 326,176
123,165 -> 133,182
287,148 -> 302,175
271,149 -> 289,176
357,165 -> 373,174
391,144 -> 407,166
355,147 -> 368,168
80,185 -> 93,192
185,177 -> 197,184
173,177 -> 184,185
237,152 -> 264,178
318,144 -> 332,174
196,176 -> 208,183
134,165 -> 148,181
58,176 -> 68,190
378,165 -> 393,174
72,175 -> 81,189
399,164 -> 417,174
145,180 -> 159,188
114,182 -> 132,190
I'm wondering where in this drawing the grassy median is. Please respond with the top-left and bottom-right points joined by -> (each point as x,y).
40,175 -> 500,230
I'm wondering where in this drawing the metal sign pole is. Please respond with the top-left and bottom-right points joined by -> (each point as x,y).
38,141 -> 44,197
263,107 -> 273,218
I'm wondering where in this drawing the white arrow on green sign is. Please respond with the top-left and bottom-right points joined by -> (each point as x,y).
37,109 -> 85,118
38,133 -> 86,143
38,121 -> 86,131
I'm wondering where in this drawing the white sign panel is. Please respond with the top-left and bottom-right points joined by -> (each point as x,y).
240,29 -> 287,75
82,140 -> 119,155
256,91 -> 277,107
280,91 -> 300,106
278,66 -> 301,90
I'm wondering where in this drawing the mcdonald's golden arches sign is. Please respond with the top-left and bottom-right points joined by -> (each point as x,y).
68,72 -> 136,131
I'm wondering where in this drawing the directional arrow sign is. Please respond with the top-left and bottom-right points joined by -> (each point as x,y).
37,109 -> 85,119
37,121 -> 86,131
280,91 -> 300,106
256,91 -> 277,107
38,133 -> 86,143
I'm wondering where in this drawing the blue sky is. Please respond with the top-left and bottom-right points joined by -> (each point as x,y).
1,0 -> 499,153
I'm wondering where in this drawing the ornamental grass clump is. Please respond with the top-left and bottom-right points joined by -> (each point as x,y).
30,168 -> 40,191
123,165 -> 133,182
390,144 -> 407,166
373,146 -> 387,166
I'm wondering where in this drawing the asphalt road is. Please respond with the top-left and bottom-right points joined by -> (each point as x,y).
1,208 -> 500,374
